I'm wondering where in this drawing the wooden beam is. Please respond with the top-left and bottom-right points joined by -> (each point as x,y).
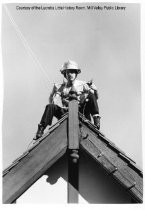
68,99 -> 79,203
3,120 -> 68,204
68,149 -> 79,203
68,99 -> 79,149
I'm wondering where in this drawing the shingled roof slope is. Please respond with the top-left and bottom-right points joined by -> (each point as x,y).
3,114 -> 68,204
3,113 -> 143,203
79,113 -> 143,203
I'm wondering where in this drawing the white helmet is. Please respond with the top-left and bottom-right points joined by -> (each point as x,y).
60,60 -> 81,75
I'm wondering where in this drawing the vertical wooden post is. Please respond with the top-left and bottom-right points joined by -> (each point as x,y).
68,95 -> 79,203
68,99 -> 79,149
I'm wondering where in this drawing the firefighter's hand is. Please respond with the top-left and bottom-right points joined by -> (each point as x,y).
90,83 -> 97,91
53,83 -> 59,93
62,98 -> 69,106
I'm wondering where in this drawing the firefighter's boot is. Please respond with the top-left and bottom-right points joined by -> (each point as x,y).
33,124 -> 45,140
93,116 -> 100,130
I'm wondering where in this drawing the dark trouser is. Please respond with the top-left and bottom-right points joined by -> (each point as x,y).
40,92 -> 99,128
79,92 -> 99,121
40,104 -> 67,128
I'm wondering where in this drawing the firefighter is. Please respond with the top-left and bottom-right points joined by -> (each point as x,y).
34,60 -> 101,140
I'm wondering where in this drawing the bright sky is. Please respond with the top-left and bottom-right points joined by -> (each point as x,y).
1,2 -> 142,170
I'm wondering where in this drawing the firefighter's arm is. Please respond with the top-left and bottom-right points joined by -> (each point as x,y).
89,83 -> 99,99
83,82 -> 96,93
83,82 -> 99,99
49,83 -> 62,105
49,84 -> 56,103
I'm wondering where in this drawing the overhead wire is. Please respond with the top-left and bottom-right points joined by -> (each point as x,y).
3,4 -> 50,89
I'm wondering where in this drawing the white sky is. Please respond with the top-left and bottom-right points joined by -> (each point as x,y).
1,1 -> 143,171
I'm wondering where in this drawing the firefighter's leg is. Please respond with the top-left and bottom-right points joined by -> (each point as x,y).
83,92 -> 100,129
93,115 -> 101,130
34,104 -> 66,140
34,123 -> 45,140
40,104 -> 66,126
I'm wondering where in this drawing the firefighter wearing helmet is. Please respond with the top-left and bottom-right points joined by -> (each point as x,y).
34,60 -> 100,140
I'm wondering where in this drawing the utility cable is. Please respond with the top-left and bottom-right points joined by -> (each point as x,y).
3,4 -> 49,88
